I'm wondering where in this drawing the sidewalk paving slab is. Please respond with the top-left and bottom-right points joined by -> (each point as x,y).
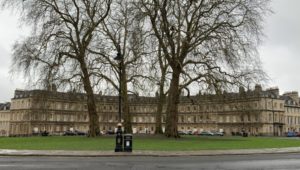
1,147 -> 300,157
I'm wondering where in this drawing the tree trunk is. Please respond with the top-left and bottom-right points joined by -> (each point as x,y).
155,93 -> 164,134
165,69 -> 180,138
122,68 -> 132,133
155,75 -> 166,134
155,43 -> 166,134
79,59 -> 100,137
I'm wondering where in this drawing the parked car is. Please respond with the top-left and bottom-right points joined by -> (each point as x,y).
287,131 -> 297,137
106,130 -> 115,135
41,131 -> 49,136
178,131 -> 186,135
187,130 -> 193,135
74,130 -> 86,136
198,131 -> 214,136
212,131 -> 224,136
232,131 -> 244,136
63,130 -> 76,136
139,130 -> 147,134
192,131 -> 199,135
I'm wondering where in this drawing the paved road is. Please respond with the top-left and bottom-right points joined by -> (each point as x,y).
1,153 -> 300,170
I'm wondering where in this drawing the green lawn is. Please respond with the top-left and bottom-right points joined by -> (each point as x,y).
0,135 -> 300,151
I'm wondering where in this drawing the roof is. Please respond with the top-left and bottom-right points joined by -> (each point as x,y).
0,102 -> 10,110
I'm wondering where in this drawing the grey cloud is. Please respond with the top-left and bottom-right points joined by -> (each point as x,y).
0,45 -> 11,68
260,0 -> 300,93
0,0 -> 300,101
263,0 -> 300,49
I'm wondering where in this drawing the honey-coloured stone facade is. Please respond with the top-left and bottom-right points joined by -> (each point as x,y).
3,85 -> 300,137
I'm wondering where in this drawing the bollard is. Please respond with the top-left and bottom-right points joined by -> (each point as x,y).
114,123 -> 123,152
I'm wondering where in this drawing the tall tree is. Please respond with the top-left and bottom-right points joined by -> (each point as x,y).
3,0 -> 111,137
148,40 -> 170,134
154,44 -> 169,134
138,0 -> 270,137
89,0 -> 148,133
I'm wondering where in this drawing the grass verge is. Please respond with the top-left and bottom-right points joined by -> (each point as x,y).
0,135 -> 299,151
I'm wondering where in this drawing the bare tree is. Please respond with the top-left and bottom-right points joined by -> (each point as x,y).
3,0 -> 111,137
154,44 -> 169,134
147,39 -> 170,134
138,0 -> 270,137
89,0 -> 149,133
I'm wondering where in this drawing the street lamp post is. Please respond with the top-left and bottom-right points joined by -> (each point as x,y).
272,97 -> 276,136
114,51 -> 123,152
115,52 -> 123,123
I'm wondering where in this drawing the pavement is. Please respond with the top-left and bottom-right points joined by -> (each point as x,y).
1,147 -> 300,157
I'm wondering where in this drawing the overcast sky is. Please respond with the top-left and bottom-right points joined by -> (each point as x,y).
259,0 -> 300,94
0,0 -> 300,102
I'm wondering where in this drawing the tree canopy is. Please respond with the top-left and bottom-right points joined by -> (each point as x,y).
3,0 -> 271,137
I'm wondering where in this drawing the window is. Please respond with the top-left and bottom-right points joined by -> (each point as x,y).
197,116 -> 201,122
180,116 -> 184,123
206,106 -> 209,111
226,116 -> 230,122
186,116 -> 190,123
56,103 -> 61,110
162,115 -> 166,123
64,115 -> 67,121
64,103 -> 69,110
255,114 -> 259,122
